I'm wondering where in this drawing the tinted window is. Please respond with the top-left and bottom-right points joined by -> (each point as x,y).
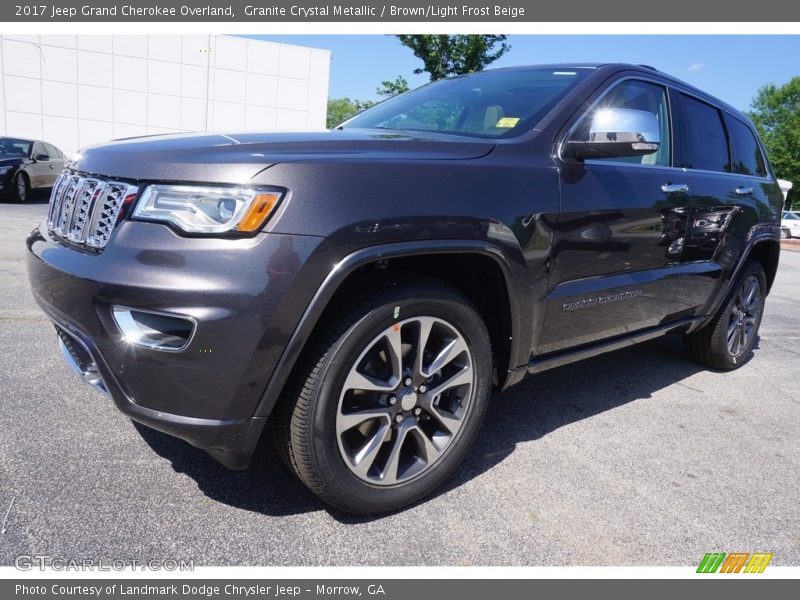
726,116 -> 766,177
44,143 -> 63,159
32,142 -> 46,157
342,67 -> 591,139
0,138 -> 32,157
574,79 -> 671,167
678,95 -> 729,172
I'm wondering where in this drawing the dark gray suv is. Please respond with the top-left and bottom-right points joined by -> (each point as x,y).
27,64 -> 783,514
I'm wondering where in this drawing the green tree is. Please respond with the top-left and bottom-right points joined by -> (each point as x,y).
326,97 -> 375,128
377,75 -> 410,98
748,77 -> 800,208
395,35 -> 510,81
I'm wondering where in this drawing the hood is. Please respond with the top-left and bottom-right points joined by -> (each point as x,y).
71,129 -> 496,184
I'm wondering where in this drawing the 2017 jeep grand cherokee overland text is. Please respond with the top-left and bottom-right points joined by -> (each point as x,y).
27,64 -> 783,514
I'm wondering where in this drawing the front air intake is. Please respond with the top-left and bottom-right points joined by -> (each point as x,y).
111,307 -> 196,352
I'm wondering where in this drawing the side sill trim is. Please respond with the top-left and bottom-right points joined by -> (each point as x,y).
526,316 -> 702,375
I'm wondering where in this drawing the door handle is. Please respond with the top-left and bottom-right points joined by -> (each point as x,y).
661,183 -> 689,194
49,164 -> 54,169
735,186 -> 754,196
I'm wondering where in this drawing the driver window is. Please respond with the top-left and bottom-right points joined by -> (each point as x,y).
32,142 -> 46,158
576,80 -> 671,167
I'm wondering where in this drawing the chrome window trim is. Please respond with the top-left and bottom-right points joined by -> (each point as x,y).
672,88 -> 774,182
557,74 -> 777,184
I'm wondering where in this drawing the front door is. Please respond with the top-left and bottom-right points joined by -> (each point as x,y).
539,78 -> 692,355
27,142 -> 51,188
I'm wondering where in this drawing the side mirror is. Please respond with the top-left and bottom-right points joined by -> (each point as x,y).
566,108 -> 660,160
34,153 -> 50,161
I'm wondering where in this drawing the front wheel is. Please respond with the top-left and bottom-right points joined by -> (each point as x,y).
780,228 -> 791,240
273,275 -> 492,514
683,260 -> 767,371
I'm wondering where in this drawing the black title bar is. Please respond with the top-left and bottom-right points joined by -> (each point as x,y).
5,0 -> 800,22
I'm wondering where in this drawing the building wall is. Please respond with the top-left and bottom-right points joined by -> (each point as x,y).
0,34 -> 330,155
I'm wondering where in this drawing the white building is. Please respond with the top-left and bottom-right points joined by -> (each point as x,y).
0,34 -> 330,155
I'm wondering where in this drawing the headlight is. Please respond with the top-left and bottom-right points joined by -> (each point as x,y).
132,185 -> 284,234
0,166 -> 12,175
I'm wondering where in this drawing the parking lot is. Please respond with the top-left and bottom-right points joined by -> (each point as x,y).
1,197 -> 798,566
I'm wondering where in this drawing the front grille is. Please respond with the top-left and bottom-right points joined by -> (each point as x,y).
47,172 -> 139,250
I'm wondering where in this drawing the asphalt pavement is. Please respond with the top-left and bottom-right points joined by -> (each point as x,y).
1,197 -> 798,566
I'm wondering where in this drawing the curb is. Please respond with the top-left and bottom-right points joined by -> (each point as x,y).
780,240 -> 800,252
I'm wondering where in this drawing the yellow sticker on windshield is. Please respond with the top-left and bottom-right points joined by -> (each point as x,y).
496,117 -> 520,128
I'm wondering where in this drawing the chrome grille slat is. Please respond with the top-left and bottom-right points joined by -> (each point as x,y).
54,176 -> 81,237
47,173 -> 69,229
46,171 -> 138,250
67,179 -> 103,243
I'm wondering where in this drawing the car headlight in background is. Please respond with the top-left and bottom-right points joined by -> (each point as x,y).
0,166 -> 12,176
132,185 -> 284,234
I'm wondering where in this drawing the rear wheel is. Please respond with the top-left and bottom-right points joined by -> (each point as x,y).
683,260 -> 766,371
13,172 -> 29,203
272,275 -> 492,514
780,227 -> 791,240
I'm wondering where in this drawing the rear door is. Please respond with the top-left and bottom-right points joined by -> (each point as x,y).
540,77 -> 693,354
667,92 -> 772,315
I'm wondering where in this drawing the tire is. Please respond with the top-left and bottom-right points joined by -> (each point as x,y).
13,172 -> 29,203
272,273 -> 492,514
780,228 -> 791,240
683,260 -> 767,371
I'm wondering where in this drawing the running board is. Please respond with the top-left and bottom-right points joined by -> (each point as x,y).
526,317 -> 703,375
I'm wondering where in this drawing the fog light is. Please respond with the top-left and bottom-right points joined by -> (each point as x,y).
112,306 -> 196,352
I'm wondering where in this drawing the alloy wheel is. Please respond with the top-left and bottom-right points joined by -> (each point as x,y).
335,316 -> 474,485
726,275 -> 762,357
16,175 -> 27,202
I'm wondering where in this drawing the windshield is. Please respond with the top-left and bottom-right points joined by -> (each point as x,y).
783,212 -> 799,220
341,67 -> 592,139
0,138 -> 32,157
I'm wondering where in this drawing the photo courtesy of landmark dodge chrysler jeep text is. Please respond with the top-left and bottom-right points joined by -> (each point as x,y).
27,64 -> 783,514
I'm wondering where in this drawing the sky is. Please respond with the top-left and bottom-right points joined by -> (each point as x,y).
242,35 -> 800,111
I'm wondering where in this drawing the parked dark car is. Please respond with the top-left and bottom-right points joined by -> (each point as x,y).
27,64 -> 783,514
1,137 -> 67,202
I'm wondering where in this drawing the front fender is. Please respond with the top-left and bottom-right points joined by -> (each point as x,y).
251,238 -> 530,418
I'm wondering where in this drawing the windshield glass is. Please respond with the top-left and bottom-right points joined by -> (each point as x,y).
783,212 -> 799,220
341,67 -> 592,139
0,138 -> 32,157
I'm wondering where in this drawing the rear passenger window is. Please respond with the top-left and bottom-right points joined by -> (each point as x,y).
678,94 -> 729,172
726,117 -> 767,177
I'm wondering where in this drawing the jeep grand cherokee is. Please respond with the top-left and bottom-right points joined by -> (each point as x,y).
27,64 -> 783,514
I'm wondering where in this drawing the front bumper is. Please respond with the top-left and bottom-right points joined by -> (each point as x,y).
27,221 -> 329,468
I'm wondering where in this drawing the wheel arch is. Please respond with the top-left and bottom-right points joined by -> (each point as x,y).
253,240 -> 526,419
747,238 -> 780,294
